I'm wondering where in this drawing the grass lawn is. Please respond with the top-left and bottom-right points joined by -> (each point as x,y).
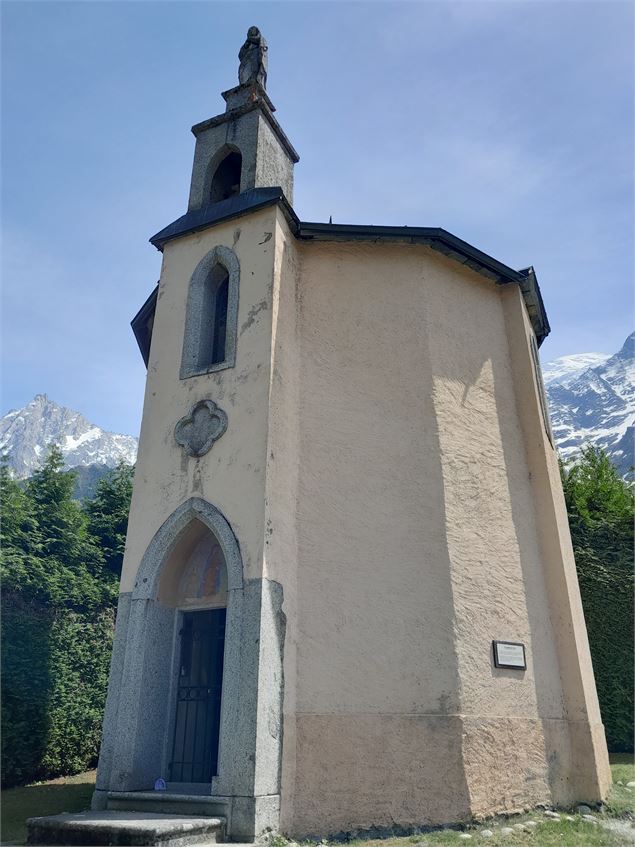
604,753 -> 635,819
345,818 -> 626,846
0,769 -> 96,845
608,752 -> 635,776
0,758 -> 633,846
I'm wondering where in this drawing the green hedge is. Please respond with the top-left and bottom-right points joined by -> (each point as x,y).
561,446 -> 634,753
1,596 -> 115,787
0,451 -> 129,787
576,551 -> 634,752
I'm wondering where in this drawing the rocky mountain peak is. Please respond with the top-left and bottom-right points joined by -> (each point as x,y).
1,395 -> 138,479
616,331 -> 635,360
545,331 -> 634,477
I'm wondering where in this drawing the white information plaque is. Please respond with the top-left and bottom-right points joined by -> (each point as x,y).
493,640 -> 526,670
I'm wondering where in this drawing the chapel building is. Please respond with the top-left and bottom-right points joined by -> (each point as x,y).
91,28 -> 611,841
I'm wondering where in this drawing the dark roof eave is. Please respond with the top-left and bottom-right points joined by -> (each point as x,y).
518,266 -> 550,345
149,187 -> 299,250
148,195 -> 549,345
131,284 -> 158,367
297,222 -> 524,285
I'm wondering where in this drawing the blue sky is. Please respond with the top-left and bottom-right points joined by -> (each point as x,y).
2,0 -> 633,437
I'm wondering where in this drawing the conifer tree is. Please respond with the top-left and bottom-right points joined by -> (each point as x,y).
27,445 -> 89,570
84,461 -> 134,578
4,446 -> 111,609
0,454 -> 40,556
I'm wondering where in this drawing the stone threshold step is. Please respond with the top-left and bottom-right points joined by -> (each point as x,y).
106,792 -> 228,816
27,811 -> 226,847
108,792 -> 227,805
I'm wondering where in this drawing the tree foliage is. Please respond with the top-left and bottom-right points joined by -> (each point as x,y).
85,462 -> 134,577
1,447 -> 116,610
1,449 -> 134,786
1,600 -> 115,787
561,445 -> 633,563
561,445 -> 634,752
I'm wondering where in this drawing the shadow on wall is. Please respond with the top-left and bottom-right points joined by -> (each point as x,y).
424,258 -> 557,814
492,299 -> 607,803
491,350 -> 563,800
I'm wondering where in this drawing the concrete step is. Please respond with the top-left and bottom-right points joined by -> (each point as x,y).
107,791 -> 229,817
26,811 -> 226,846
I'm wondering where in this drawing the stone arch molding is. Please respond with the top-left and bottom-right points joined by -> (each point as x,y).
180,244 -> 240,378
132,497 -> 243,601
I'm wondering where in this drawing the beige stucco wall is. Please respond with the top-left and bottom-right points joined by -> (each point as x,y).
264,230 -> 610,835
120,206 -> 280,594
500,284 -> 611,804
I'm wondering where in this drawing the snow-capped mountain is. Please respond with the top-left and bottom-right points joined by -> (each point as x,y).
544,333 -> 634,476
0,394 -> 138,479
542,352 -> 611,388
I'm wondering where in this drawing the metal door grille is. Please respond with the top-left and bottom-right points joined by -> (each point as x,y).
169,608 -> 226,783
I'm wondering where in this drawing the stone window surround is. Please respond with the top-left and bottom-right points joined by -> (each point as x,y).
181,246 -> 240,379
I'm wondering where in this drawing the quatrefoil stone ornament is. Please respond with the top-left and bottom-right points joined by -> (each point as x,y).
174,399 -> 228,458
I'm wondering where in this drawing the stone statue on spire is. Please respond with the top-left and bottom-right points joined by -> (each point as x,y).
238,26 -> 268,89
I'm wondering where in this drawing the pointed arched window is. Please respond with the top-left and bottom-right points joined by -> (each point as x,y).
181,246 -> 240,378
199,263 -> 229,368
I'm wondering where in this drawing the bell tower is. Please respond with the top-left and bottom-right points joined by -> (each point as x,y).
187,26 -> 298,211
91,27 -> 301,843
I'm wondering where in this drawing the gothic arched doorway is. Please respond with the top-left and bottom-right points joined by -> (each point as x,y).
158,519 -> 228,784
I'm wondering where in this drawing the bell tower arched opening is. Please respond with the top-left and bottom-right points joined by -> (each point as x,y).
210,150 -> 242,203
